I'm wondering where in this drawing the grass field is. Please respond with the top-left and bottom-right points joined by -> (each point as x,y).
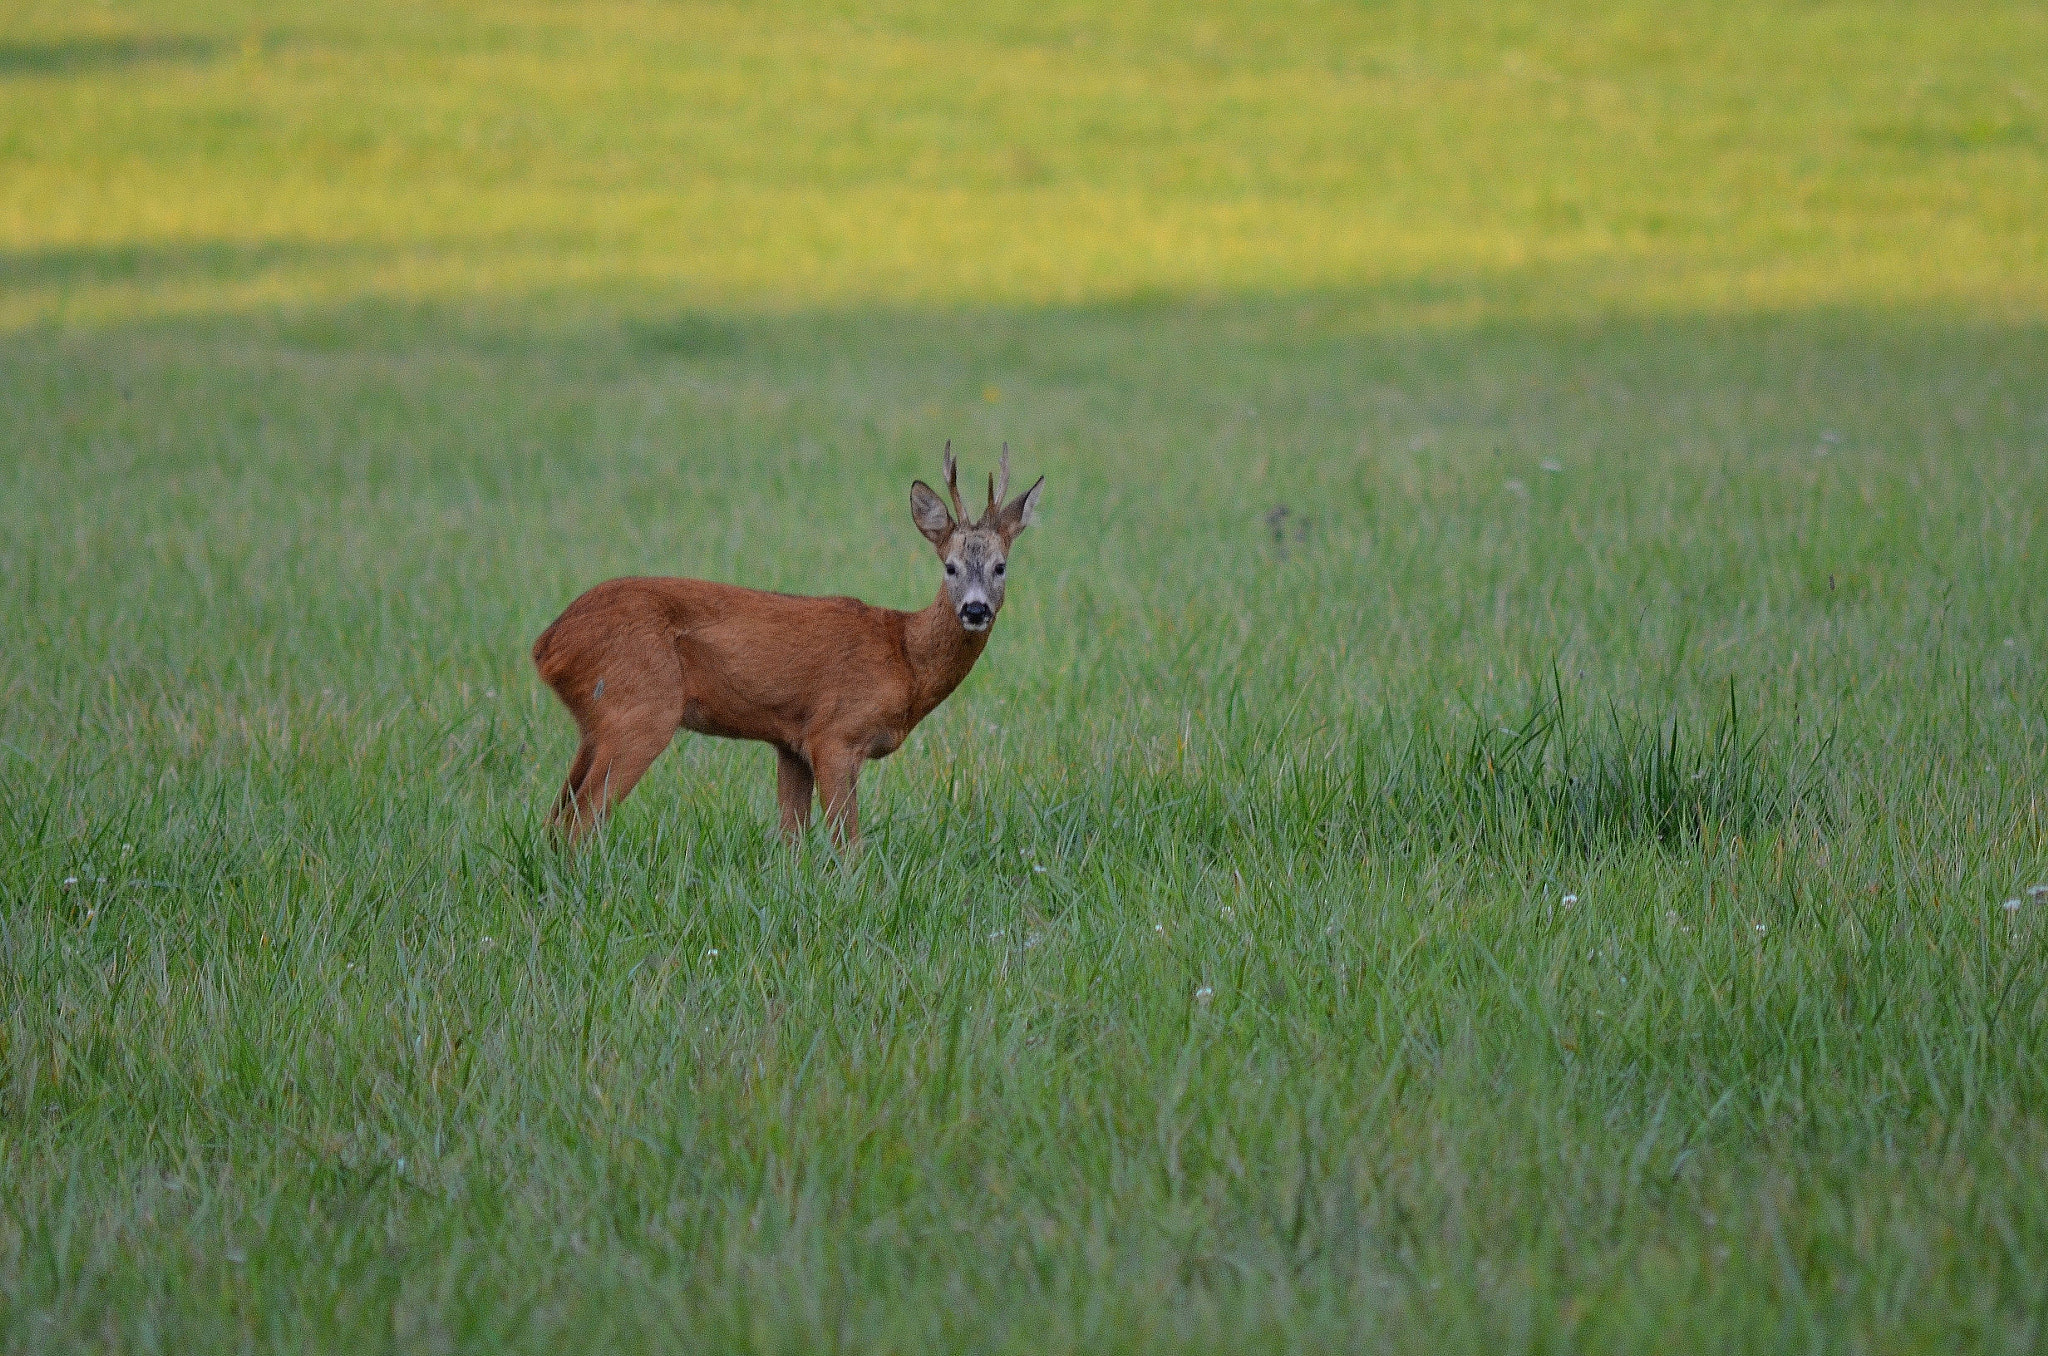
4,1 -> 2048,1350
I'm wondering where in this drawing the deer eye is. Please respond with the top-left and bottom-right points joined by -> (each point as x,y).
993,562 -> 1005,576
945,562 -> 958,576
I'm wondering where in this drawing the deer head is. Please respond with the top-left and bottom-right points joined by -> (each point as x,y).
909,441 -> 1045,633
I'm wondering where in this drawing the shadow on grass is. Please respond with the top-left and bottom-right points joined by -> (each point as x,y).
0,240 -> 385,291
0,33 -> 218,78
6,249 -> 2047,379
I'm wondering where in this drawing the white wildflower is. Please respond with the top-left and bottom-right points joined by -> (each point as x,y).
1562,893 -> 1578,908
1194,985 -> 1214,1006
2002,898 -> 2022,915
1752,921 -> 1767,936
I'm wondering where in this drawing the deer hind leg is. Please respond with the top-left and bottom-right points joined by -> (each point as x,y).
551,739 -> 599,829
553,717 -> 679,841
775,747 -> 815,844
544,642 -> 685,843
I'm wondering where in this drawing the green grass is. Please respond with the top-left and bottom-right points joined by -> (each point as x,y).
3,1 -> 2047,1350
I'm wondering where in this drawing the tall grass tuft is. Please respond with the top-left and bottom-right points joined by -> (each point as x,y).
1355,673 -> 1833,858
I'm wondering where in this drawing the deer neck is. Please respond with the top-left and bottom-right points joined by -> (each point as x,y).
902,589 -> 992,726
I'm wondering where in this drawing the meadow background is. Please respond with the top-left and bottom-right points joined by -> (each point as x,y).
3,0 -> 2047,1350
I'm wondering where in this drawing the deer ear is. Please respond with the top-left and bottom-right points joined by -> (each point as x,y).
998,475 -> 1045,543
910,480 -> 955,547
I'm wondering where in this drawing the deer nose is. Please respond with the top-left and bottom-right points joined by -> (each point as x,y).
960,601 -> 993,628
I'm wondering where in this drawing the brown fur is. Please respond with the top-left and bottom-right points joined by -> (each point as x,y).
532,448 -> 1042,849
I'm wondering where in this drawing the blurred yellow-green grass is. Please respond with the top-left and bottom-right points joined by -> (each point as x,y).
6,0 -> 2044,327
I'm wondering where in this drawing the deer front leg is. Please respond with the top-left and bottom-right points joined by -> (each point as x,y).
775,746 -> 815,844
810,746 -> 863,853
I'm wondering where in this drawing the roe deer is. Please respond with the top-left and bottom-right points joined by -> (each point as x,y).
531,444 -> 1045,850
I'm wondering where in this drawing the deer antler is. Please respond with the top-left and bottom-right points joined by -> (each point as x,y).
942,440 -> 966,522
981,442 -> 1011,524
